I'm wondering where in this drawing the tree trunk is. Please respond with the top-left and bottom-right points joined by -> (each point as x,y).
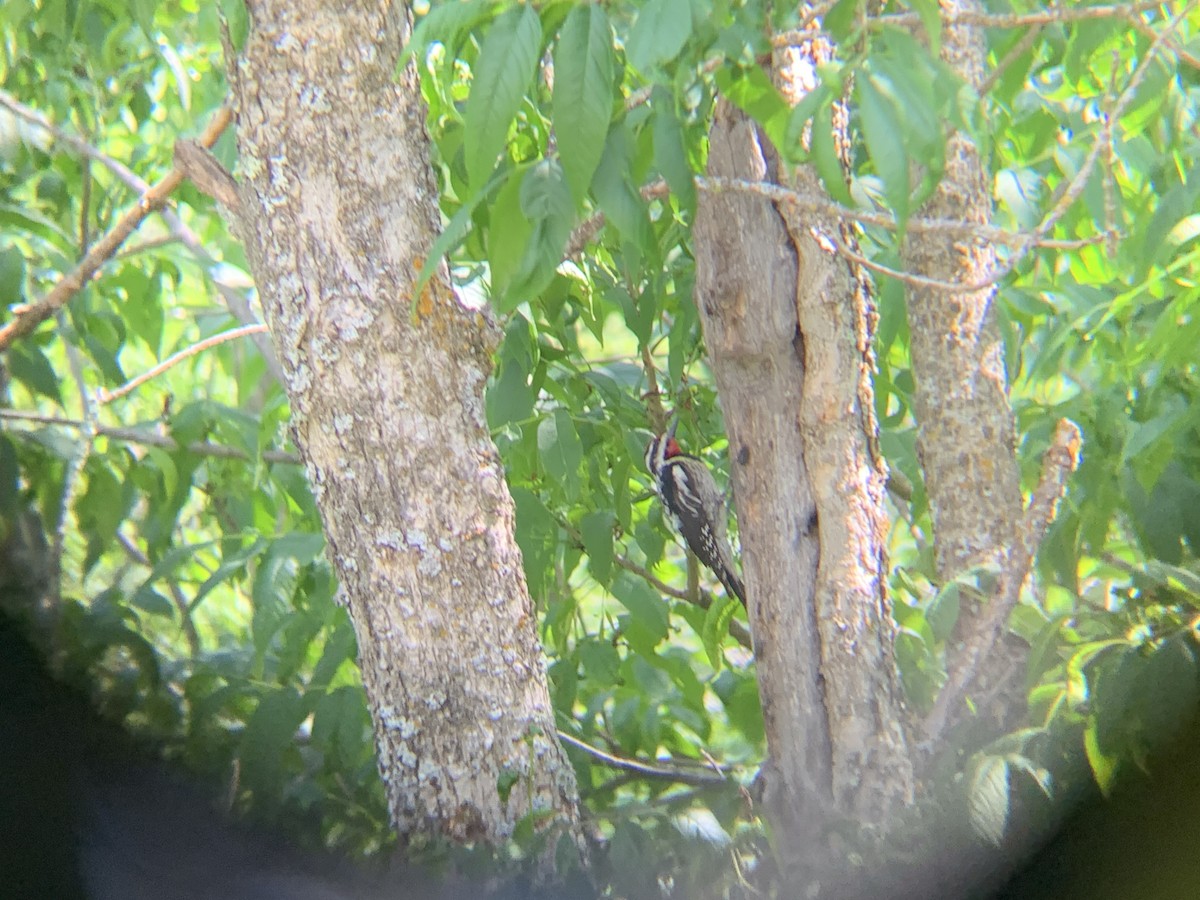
903,0 -> 1029,743
694,82 -> 912,884
226,0 -> 582,853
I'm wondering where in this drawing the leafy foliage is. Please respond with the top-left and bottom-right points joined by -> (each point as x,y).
1,0 -> 1199,892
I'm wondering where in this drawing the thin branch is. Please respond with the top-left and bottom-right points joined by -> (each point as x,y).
923,419 -> 1082,742
827,230 -> 1008,294
613,553 -> 754,650
115,529 -> 201,657
876,0 -> 1165,30
1016,1 -> 1196,256
96,323 -> 269,405
565,180 -> 669,258
117,233 -> 183,259
0,90 -> 277,381
0,105 -> 234,351
0,409 -> 300,466
1126,7 -> 1200,70
48,158 -> 103,619
556,730 -> 731,786
698,175 -> 1115,250
977,21 -> 1045,98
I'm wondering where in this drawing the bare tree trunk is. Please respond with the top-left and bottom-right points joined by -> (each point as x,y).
694,103 -> 831,862
695,79 -> 912,886
226,0 -> 582,853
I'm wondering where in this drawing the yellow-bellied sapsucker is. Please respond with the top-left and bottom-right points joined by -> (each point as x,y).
644,422 -> 746,605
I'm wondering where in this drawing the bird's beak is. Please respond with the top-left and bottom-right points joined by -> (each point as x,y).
666,416 -> 679,439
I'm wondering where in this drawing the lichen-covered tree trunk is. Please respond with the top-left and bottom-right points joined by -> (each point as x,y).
901,0 -> 1028,743
226,0 -> 582,851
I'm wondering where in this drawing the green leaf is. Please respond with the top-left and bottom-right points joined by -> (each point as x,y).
553,5 -> 614,204
907,0 -> 942,56
511,486 -> 557,598
858,73 -> 910,225
463,4 -> 542,188
712,670 -> 764,743
581,509 -> 615,585
0,244 -> 25,302
538,408 -> 583,497
241,686 -> 308,793
592,126 -> 651,248
579,638 -> 621,684
7,342 -> 62,404
611,572 -> 669,644
1083,718 -> 1118,796
496,160 -> 574,312
191,537 -> 266,612
219,0 -> 248,53
700,592 -> 738,671
312,686 -> 368,768
969,756 -> 1010,846
715,65 -> 790,156
810,98 -> 851,206
626,0 -> 692,73
271,531 -> 326,565
925,579 -> 961,642
823,0 -> 861,39
130,585 -> 175,617
412,166 -> 510,317
118,266 -> 164,356
399,0 -> 492,67
312,617 -> 357,688
489,164 -> 535,298
652,91 -> 695,210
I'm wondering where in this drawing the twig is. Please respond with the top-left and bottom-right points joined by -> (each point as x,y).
977,21 -> 1045,98
96,323 -> 269,405
0,409 -> 300,465
876,0 -> 1164,30
555,730 -> 731,786
828,231 -> 1010,294
0,105 -> 233,351
174,139 -> 241,210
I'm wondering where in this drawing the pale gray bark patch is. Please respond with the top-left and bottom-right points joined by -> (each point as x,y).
227,0 -> 582,852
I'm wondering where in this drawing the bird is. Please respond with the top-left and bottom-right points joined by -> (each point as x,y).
644,420 -> 746,606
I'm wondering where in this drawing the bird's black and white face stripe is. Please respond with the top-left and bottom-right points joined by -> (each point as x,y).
645,433 -> 670,479
644,421 -> 681,482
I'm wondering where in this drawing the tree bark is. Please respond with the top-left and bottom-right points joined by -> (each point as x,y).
226,0 -> 582,853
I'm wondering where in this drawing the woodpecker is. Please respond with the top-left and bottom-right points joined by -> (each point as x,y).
644,422 -> 746,606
